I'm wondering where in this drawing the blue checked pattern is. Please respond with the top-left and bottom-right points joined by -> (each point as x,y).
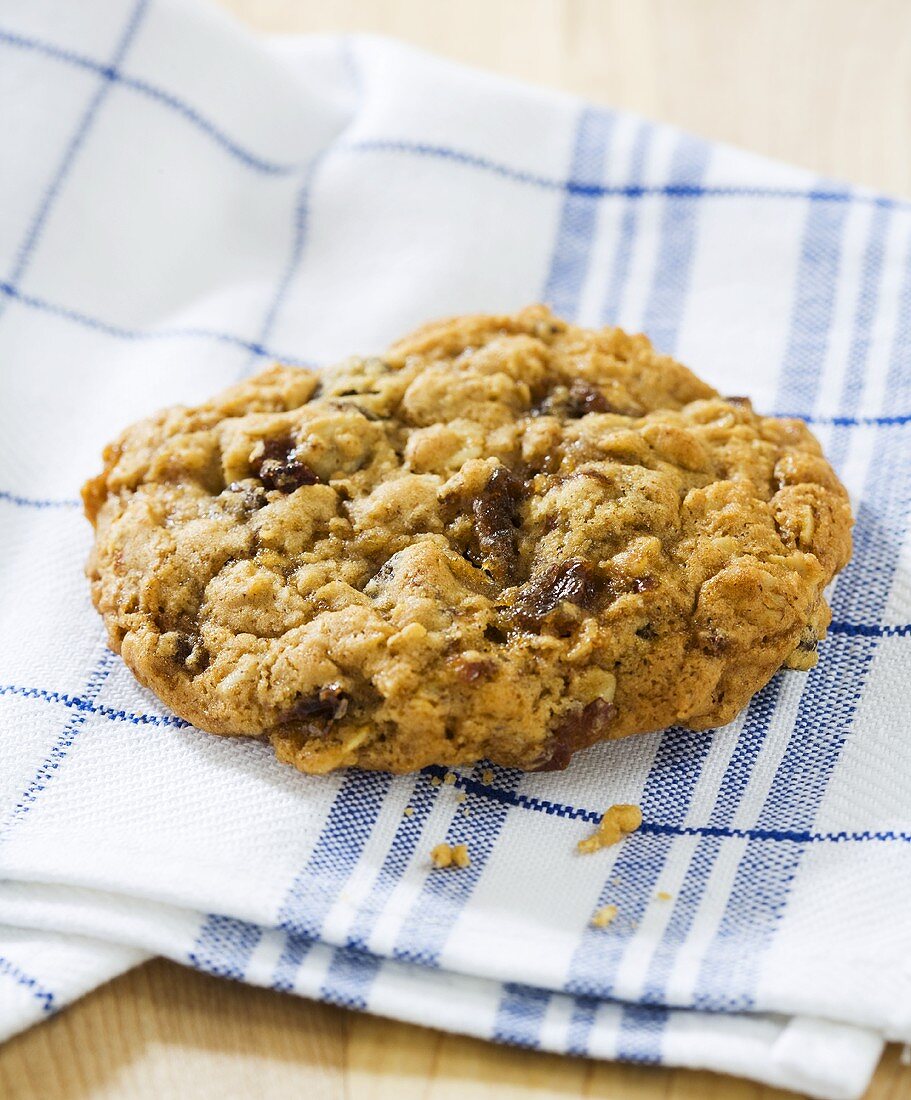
0,0 -> 150,307
0,2 -> 909,1094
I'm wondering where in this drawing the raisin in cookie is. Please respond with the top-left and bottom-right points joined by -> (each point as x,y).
83,306 -> 853,774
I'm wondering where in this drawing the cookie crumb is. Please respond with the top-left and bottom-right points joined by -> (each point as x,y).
590,904 -> 618,928
431,842 -> 470,869
656,890 -> 672,901
430,843 -> 452,867
578,804 -> 642,855
456,792 -> 466,803
403,806 -> 414,818
481,769 -> 495,785
452,843 -> 470,867
430,776 -> 442,787
443,772 -> 456,785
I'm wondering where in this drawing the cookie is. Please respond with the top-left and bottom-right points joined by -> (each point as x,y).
82,305 -> 853,774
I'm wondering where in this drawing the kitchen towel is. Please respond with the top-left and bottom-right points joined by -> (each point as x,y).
1,1 -> 910,1096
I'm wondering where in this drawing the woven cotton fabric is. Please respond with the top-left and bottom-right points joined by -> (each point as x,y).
1,2 -> 910,1096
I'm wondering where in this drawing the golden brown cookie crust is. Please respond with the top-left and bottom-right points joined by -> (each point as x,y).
83,305 -> 853,774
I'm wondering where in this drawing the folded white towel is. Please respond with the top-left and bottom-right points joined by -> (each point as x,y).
1,2 -> 910,1096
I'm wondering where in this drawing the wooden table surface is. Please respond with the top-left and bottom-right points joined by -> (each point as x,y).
4,2 -> 911,1098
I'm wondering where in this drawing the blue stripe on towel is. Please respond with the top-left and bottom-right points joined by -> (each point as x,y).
693,259 -> 909,1017
492,983 -> 552,1048
640,135 -> 711,352
567,130 -> 711,1060
601,122 -> 653,325
543,107 -> 616,319
774,186 -> 851,414
1,1 -> 150,303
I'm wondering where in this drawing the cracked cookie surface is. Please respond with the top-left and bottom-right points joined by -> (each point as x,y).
83,305 -> 853,774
